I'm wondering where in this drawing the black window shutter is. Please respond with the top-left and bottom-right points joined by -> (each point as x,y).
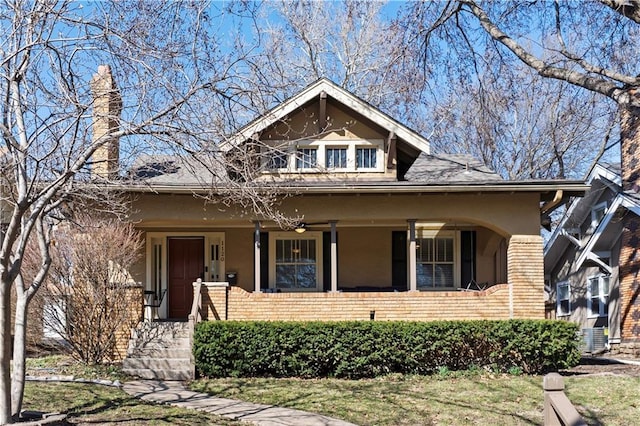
461,230 -> 476,287
392,231 -> 408,290
322,232 -> 336,291
260,232 -> 269,290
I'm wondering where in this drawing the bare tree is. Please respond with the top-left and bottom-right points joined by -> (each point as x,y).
404,0 -> 640,348
37,214 -> 143,365
243,0 -> 614,180
429,59 -> 616,180
239,0 -> 428,133
406,1 -> 639,148
0,1 -> 265,421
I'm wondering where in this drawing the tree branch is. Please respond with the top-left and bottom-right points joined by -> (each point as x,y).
460,0 -> 639,105
599,0 -> 640,23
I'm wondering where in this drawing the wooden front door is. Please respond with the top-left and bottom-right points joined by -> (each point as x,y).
168,237 -> 204,319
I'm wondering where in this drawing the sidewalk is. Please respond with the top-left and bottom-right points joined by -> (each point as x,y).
122,380 -> 358,426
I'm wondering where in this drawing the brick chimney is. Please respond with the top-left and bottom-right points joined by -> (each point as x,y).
619,87 -> 640,353
90,65 -> 122,180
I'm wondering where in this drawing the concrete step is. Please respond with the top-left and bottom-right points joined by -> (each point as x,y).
123,321 -> 195,381
127,336 -> 191,350
122,357 -> 192,372
126,346 -> 192,359
121,367 -> 193,381
131,323 -> 191,341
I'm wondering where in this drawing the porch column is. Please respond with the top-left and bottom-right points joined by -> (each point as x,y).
506,235 -> 545,319
408,220 -> 417,291
254,221 -> 261,293
330,220 -> 338,292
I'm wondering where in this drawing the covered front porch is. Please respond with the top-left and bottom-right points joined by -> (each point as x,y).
139,221 -> 544,321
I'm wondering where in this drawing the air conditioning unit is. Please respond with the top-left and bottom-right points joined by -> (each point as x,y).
582,327 -> 608,353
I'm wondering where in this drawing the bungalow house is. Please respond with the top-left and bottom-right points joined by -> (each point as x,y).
545,162 -> 640,356
87,66 -> 588,375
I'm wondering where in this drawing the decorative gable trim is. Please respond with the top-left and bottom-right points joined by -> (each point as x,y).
224,78 -> 430,155
576,195 -> 622,270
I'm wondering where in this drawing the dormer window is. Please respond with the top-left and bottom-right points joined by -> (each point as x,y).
267,152 -> 288,169
296,148 -> 317,169
356,147 -> 377,169
326,147 -> 347,168
263,139 -> 383,173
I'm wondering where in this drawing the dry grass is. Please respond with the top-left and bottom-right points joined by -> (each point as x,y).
22,355 -> 242,425
23,381 -> 242,425
191,371 -> 640,426
22,355 -> 640,425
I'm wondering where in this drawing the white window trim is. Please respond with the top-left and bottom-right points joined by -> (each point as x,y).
587,274 -> 609,318
591,201 -> 607,229
556,281 -> 571,317
268,231 -> 323,292
325,145 -> 349,170
355,146 -> 379,170
415,229 -> 460,290
262,139 -> 384,173
145,231 -> 225,319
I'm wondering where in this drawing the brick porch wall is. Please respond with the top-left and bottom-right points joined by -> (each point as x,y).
199,234 -> 544,322
203,284 -> 510,321
114,284 -> 143,360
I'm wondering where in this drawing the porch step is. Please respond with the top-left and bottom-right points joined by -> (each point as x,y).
121,368 -> 193,381
131,321 -> 190,341
122,321 -> 194,381
123,357 -> 192,371
126,347 -> 192,359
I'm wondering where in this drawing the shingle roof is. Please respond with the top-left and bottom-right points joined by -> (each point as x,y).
403,153 -> 503,183
128,151 -> 503,187
128,153 -> 224,186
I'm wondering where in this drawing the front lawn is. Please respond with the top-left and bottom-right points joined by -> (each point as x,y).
23,381 -> 243,425
190,372 -> 640,425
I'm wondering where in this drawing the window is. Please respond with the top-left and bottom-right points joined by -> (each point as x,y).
326,147 -> 347,168
267,152 -> 288,169
270,233 -> 322,290
588,275 -> 609,318
296,148 -> 317,169
557,282 -> 571,316
591,202 -> 607,229
416,234 -> 455,289
263,140 -> 383,173
356,147 -> 377,169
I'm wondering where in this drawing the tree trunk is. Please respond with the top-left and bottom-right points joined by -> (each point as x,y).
0,279 -> 13,424
11,292 -> 28,418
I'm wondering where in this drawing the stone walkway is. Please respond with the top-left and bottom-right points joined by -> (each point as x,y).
122,380 -> 358,426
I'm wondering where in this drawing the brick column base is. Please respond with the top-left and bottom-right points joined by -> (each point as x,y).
202,283 -> 229,321
506,235 -> 545,319
619,214 -> 640,343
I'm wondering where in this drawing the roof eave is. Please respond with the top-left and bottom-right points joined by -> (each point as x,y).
109,180 -> 589,196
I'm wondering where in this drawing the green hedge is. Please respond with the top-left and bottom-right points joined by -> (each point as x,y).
193,320 -> 581,379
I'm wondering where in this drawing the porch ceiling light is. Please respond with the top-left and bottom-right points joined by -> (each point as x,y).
294,223 -> 307,233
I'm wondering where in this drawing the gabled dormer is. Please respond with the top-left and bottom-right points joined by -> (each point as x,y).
224,79 -> 430,182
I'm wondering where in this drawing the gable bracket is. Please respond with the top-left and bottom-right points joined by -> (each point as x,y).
386,131 -> 397,170
319,91 -> 327,132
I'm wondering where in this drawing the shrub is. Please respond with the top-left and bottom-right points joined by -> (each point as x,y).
194,320 -> 580,379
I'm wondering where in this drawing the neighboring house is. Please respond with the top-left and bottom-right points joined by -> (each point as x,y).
91,67 -> 587,330
545,162 -> 640,355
